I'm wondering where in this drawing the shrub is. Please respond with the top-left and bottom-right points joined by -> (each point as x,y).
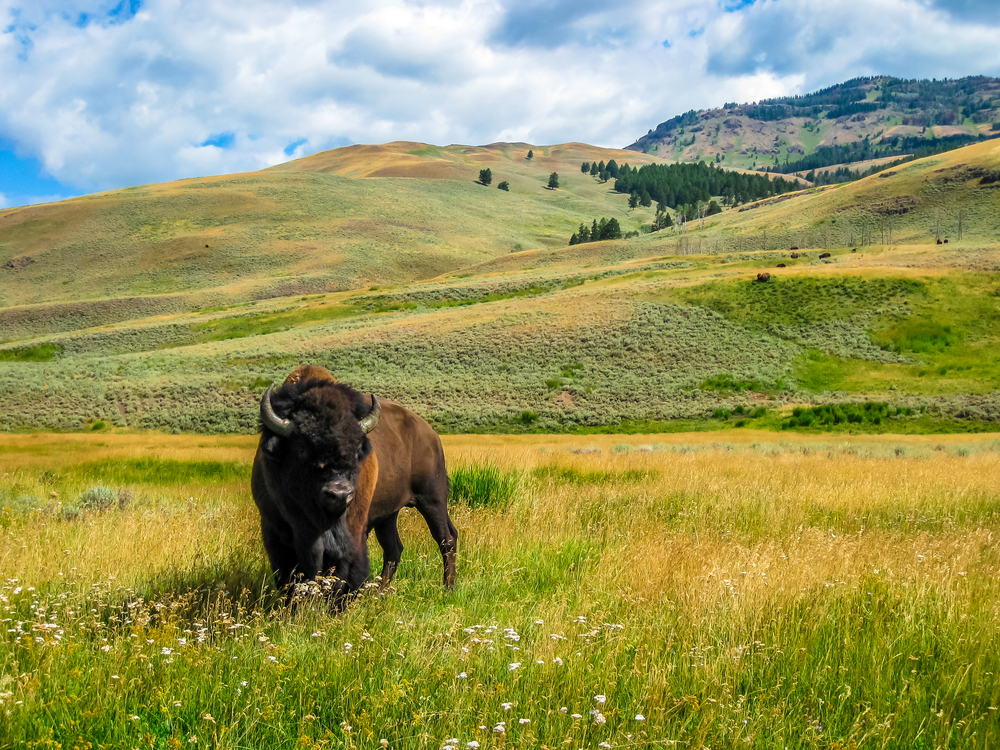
449,461 -> 522,510
79,485 -> 120,512
59,504 -> 84,522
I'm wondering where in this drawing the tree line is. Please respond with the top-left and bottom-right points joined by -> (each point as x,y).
568,217 -> 623,245
603,160 -> 800,208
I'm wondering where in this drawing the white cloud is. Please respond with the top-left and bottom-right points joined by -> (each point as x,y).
0,0 -> 997,197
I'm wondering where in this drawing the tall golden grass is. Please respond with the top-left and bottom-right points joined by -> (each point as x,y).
1,432 -> 998,748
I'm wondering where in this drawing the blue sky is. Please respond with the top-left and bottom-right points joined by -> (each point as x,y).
1,0 -> 998,208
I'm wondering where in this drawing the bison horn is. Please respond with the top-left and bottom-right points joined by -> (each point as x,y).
260,384 -> 293,437
359,395 -> 381,434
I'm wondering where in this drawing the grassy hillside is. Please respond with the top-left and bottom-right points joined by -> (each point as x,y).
0,142 -> 666,317
0,140 -> 998,434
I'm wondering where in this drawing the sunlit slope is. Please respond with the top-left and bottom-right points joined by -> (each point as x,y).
0,142 -> 669,336
270,141 -> 664,180
1,235 -> 997,434
593,138 -> 1000,260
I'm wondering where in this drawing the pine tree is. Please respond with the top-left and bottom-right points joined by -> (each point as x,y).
478,168 -> 492,186
547,172 -> 559,189
526,150 -> 534,160
497,181 -> 509,191
590,163 -> 598,176
628,192 -> 639,211
581,162 -> 590,173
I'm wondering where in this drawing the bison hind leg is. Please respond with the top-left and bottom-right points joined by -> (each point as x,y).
415,498 -> 458,589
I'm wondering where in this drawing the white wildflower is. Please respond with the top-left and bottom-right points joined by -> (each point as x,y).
518,718 -> 530,725
508,662 -> 520,671
635,714 -> 645,721
594,694 -> 607,704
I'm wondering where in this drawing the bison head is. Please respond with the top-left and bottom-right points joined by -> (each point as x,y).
258,378 -> 380,519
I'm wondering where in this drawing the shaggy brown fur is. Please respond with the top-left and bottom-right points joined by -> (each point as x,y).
251,365 -> 456,606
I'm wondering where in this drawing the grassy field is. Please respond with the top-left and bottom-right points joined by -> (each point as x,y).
1,431 -> 999,749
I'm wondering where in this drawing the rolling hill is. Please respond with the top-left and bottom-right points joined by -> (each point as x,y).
0,137 -> 998,435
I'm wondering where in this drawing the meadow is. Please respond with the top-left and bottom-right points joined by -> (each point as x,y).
2,431 -> 999,749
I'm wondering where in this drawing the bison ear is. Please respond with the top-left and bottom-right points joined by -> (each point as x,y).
263,435 -> 283,456
358,435 -> 373,462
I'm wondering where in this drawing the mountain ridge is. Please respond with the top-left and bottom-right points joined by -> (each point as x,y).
628,75 -> 1000,174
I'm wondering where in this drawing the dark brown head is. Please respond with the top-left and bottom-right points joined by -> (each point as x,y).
259,376 -> 380,519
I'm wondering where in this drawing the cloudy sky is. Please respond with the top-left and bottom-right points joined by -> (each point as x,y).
1,0 -> 998,207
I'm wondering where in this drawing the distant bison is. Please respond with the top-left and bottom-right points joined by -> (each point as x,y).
756,272 -> 770,283
790,253 -> 800,259
776,263 -> 786,268
819,252 -> 831,259
790,246 -> 799,251
251,365 -> 457,606
937,239 -> 943,245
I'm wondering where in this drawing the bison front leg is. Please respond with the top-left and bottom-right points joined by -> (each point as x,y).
372,511 -> 404,588
261,524 -> 301,600
293,533 -> 325,581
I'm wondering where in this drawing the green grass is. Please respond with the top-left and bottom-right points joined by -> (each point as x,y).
675,276 -> 925,329
0,344 -> 62,362
448,460 -> 522,510
176,304 -> 361,345
71,457 -> 250,485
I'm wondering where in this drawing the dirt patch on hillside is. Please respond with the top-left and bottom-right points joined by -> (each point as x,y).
836,195 -> 919,216
2,255 -> 34,271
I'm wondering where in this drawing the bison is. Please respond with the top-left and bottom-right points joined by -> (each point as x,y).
776,263 -> 786,268
819,252 -> 831,259
251,365 -> 457,605
756,272 -> 770,282
790,253 -> 800,259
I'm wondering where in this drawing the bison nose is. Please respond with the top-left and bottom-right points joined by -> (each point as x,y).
323,481 -> 355,508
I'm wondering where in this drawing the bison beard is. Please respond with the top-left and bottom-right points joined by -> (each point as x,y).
251,366 -> 457,608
